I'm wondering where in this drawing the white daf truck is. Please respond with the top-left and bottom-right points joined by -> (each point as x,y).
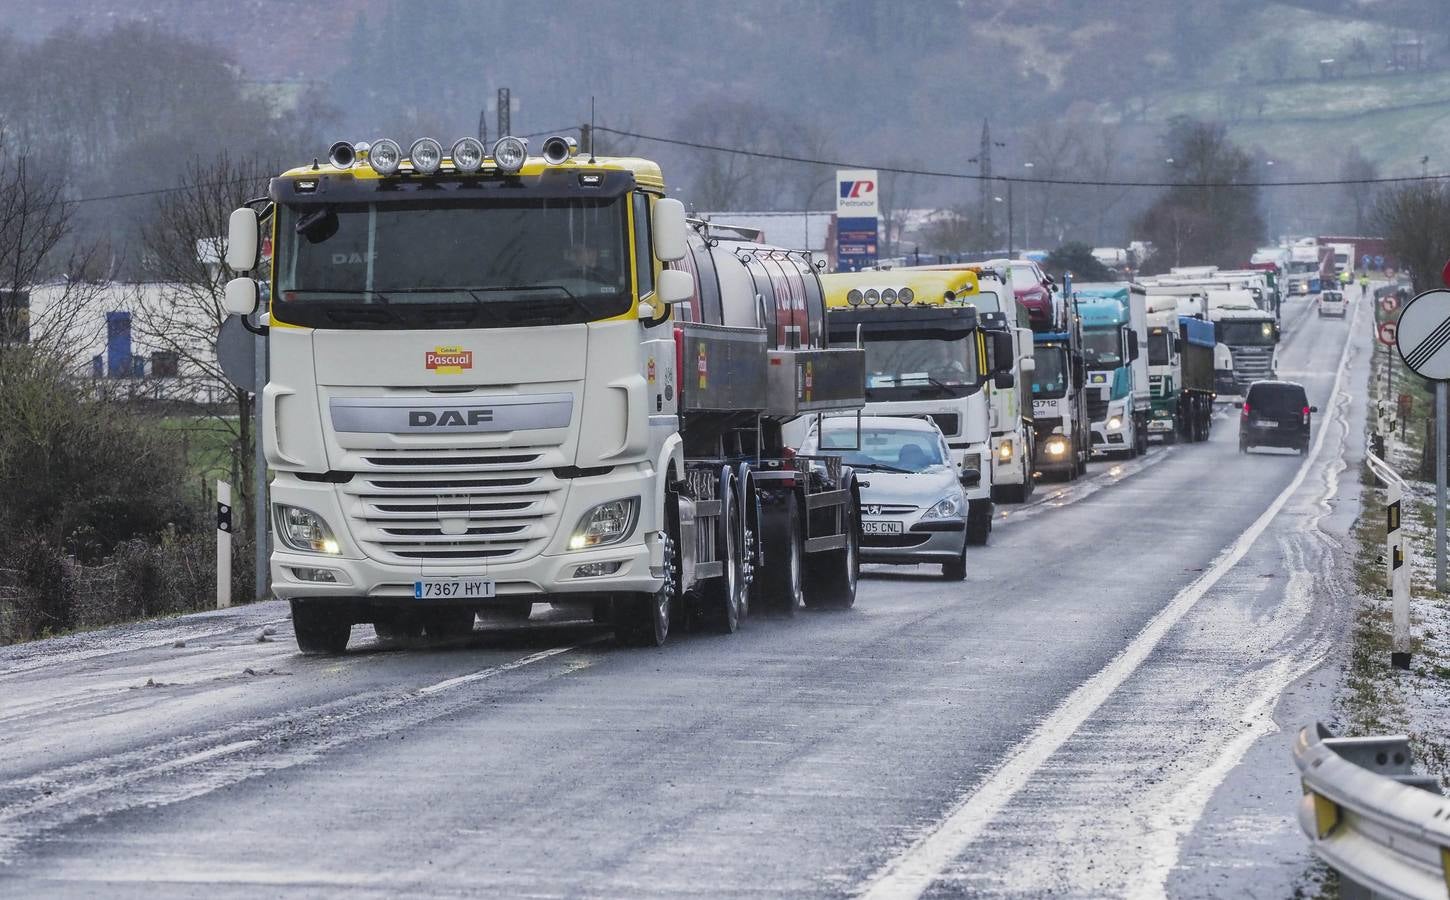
222,135 -> 865,653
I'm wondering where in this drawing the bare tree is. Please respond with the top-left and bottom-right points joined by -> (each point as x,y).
1376,181 -> 1450,291
135,153 -> 275,528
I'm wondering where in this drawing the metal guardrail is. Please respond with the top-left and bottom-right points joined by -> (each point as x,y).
1294,723 -> 1450,899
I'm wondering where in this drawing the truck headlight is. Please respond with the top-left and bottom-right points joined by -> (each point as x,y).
1107,416 -> 1123,431
961,452 -> 982,475
368,138 -> 402,176
1045,436 -> 1069,456
569,498 -> 639,550
922,493 -> 964,519
274,505 -> 341,554
997,439 -> 1014,462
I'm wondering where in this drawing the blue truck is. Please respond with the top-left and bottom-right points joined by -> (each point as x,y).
1146,294 -> 1216,443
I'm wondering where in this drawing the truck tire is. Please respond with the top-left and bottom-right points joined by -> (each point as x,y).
291,600 -> 352,655
755,492 -> 804,617
617,493 -> 679,647
804,497 -> 858,610
700,476 -> 743,634
966,499 -> 992,546
1161,428 -> 1177,446
422,609 -> 475,642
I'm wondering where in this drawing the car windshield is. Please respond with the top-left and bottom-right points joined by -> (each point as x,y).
815,425 -> 946,473
1031,346 -> 1068,398
1247,384 -> 1307,415
274,197 -> 631,328
1148,330 -> 1172,366
1082,328 -> 1124,368
1217,320 -> 1277,346
862,336 -> 978,400
1010,268 -> 1041,291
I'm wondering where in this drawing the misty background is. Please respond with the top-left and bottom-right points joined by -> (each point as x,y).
2,0 -> 1449,269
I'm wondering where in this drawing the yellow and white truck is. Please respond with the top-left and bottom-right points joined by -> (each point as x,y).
222,135 -> 865,652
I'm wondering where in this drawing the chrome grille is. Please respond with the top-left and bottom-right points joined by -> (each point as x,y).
1230,347 -> 1274,387
340,448 -> 563,563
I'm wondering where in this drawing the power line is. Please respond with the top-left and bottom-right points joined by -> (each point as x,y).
595,125 -> 1450,190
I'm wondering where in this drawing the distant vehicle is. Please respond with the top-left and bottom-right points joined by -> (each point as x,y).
1318,289 -> 1347,319
1030,278 -> 1090,480
1238,381 -> 1316,455
802,416 -> 975,580
1145,295 -> 1216,444
1074,282 -> 1151,458
1286,275 -> 1311,296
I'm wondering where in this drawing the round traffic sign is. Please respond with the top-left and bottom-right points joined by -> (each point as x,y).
1379,321 -> 1398,347
1380,294 -> 1401,314
1395,289 -> 1450,379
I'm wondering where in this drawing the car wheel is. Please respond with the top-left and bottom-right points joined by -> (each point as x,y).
941,541 -> 967,581
291,600 -> 351,655
966,499 -> 992,546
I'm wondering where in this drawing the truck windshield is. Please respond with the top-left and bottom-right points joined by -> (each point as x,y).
1082,329 -> 1124,369
1217,320 -> 1277,346
273,197 -> 631,329
1031,346 -> 1068,399
1148,330 -> 1172,366
816,426 -> 946,474
862,336 -> 978,400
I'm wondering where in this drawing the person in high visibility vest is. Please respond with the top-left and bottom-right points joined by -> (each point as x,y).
1339,270 -> 1351,291
1359,273 -> 1370,298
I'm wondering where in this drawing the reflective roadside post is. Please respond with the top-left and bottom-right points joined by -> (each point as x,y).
217,481 -> 232,610
1393,287 -> 1450,593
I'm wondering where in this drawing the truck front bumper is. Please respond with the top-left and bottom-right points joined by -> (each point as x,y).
269,468 -> 664,606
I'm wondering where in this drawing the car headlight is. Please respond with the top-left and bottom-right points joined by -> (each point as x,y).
997,439 -> 1014,462
569,498 -> 639,550
274,505 -> 340,554
1107,416 -> 1123,430
1045,437 -> 1069,456
922,493 -> 965,519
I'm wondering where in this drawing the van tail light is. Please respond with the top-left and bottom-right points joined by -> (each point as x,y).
1241,402 -> 1250,419
1302,405 -> 1311,424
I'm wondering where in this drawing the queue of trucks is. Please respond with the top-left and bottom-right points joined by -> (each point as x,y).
216,134 -> 1303,654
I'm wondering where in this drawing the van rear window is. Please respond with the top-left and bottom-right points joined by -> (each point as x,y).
1247,384 -> 1307,414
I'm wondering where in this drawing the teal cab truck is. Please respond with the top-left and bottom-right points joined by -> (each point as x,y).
1074,283 -> 1149,458
1145,295 -> 1216,443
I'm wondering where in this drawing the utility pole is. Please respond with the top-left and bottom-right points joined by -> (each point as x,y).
477,108 -> 488,145
1006,180 -> 1015,258
979,119 -> 994,241
497,87 -> 511,139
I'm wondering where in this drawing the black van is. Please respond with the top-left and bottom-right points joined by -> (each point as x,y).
1238,380 -> 1317,454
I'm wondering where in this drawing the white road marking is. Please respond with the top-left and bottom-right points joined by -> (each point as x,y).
417,639 -> 602,695
856,301 -> 1361,900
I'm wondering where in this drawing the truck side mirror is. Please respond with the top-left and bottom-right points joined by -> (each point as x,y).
656,268 -> 693,305
1127,328 -> 1140,361
226,208 -> 259,272
959,468 -> 981,488
991,331 -> 1015,374
994,371 -> 1015,390
223,277 -> 260,316
651,198 -> 688,263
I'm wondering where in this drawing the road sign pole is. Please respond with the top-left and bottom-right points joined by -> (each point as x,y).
1438,380 -> 1447,593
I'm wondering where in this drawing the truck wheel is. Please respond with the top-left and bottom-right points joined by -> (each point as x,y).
966,499 -> 992,546
700,477 -> 743,634
291,600 -> 351,655
422,609 -> 475,642
755,492 -> 804,617
617,494 -> 678,647
804,499 -> 858,610
942,540 -> 967,581
1161,429 -> 1177,446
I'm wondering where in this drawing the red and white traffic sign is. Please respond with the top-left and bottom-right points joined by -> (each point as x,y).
1380,294 -> 1401,314
1378,321 -> 1398,347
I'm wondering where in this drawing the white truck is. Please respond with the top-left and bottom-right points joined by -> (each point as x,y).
221,135 -> 866,653
1206,289 -> 1279,396
1074,282 -> 1150,458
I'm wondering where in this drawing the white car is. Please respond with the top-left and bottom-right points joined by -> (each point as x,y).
1318,289 -> 1347,318
802,416 -> 976,579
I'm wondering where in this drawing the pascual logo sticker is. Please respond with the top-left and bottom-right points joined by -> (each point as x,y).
425,346 -> 473,374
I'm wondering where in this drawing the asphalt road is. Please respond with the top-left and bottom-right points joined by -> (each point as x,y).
0,290 -> 1370,898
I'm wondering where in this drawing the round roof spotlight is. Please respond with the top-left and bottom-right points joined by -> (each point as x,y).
369,139 -> 402,176
451,137 -> 485,173
327,141 -> 356,169
881,288 -> 898,305
899,287 -> 914,305
409,137 -> 443,175
492,136 -> 528,174
846,289 -> 863,307
541,135 -> 578,165
864,289 -> 880,306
